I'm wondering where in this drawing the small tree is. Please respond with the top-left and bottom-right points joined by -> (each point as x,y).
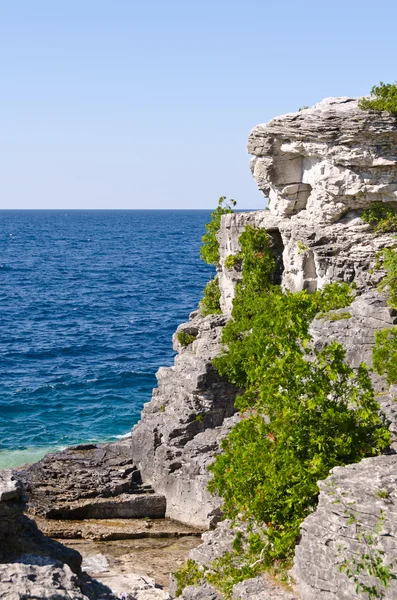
200,197 -> 236,266
359,82 -> 397,114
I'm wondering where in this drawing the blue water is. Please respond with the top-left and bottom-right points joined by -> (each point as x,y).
0,210 -> 213,468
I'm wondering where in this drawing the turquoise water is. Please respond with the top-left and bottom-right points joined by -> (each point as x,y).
0,210 -> 214,468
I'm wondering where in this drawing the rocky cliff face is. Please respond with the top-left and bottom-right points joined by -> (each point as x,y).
130,312 -> 240,528
165,98 -> 397,599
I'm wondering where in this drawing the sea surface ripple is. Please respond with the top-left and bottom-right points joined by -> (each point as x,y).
0,210 -> 213,468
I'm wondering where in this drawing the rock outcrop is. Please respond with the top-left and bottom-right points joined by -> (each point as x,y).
0,470 -> 117,599
249,97 -> 397,223
17,440 -> 166,521
219,97 -> 397,314
130,312 -> 241,528
294,455 -> 397,600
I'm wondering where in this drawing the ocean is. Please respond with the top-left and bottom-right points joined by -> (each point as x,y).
0,210 -> 214,469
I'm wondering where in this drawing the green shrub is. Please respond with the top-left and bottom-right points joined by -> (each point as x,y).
200,197 -> 236,266
200,277 -> 222,316
296,240 -> 308,254
208,226 -> 390,570
224,253 -> 242,270
316,282 -> 356,313
373,327 -> 397,384
173,559 -> 203,597
177,330 -> 197,346
376,247 -> 397,308
358,82 -> 397,114
362,203 -> 397,234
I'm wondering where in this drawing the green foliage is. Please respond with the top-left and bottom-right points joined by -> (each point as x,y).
372,327 -> 397,384
298,105 -> 309,111
177,330 -> 197,346
200,277 -> 222,316
362,203 -> 397,234
318,311 -> 352,321
339,509 -> 397,599
200,196 -> 236,266
376,247 -> 397,308
224,252 -> 243,270
173,560 -> 203,597
208,226 -> 390,570
316,282 -> 356,313
358,82 -> 397,114
296,240 -> 308,254
375,489 -> 390,499
206,550 -> 261,598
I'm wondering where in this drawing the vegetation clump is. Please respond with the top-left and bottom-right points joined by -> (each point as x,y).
173,559 -> 203,597
200,196 -> 236,266
197,224 -> 388,594
177,330 -> 197,347
224,252 -> 243,270
373,327 -> 397,385
376,246 -> 397,307
358,82 -> 397,114
318,311 -> 352,322
199,277 -> 222,316
362,203 -> 397,234
372,246 -> 397,384
316,281 -> 356,313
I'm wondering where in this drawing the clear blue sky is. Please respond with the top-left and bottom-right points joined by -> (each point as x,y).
1,0 -> 397,209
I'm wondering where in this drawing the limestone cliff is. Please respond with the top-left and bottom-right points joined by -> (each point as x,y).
166,98 -> 397,599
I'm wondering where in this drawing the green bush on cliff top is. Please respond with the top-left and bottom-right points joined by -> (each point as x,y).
200,196 -> 236,266
358,82 -> 397,114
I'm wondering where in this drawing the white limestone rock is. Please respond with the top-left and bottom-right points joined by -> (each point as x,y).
249,97 -> 397,223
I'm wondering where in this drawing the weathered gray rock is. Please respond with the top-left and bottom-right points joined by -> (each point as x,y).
217,208 -> 397,315
249,97 -> 397,223
232,576 -> 297,599
179,584 -> 223,600
16,439 -> 166,520
131,313 -> 241,528
0,562 -> 91,600
0,470 -> 24,548
0,560 -> 117,599
294,455 -> 397,600
0,473 -> 117,599
218,98 -> 397,314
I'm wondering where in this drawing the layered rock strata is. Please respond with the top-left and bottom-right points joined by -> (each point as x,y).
17,439 -> 166,520
130,312 -> 241,528
294,455 -> 397,599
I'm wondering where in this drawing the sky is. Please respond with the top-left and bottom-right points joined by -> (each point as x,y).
1,1 -> 397,210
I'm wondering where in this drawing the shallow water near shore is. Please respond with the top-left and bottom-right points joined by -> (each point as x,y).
0,210 -> 214,468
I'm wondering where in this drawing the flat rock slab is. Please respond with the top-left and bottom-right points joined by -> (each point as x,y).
33,516 -> 202,541
65,536 -> 202,591
40,492 -> 167,520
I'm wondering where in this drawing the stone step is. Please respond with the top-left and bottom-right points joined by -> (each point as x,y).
33,515 -> 203,541
43,492 -> 167,520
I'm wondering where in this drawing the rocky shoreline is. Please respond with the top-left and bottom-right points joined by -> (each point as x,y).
3,96 -> 397,599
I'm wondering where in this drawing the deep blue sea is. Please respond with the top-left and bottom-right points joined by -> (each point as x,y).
0,210 -> 213,468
